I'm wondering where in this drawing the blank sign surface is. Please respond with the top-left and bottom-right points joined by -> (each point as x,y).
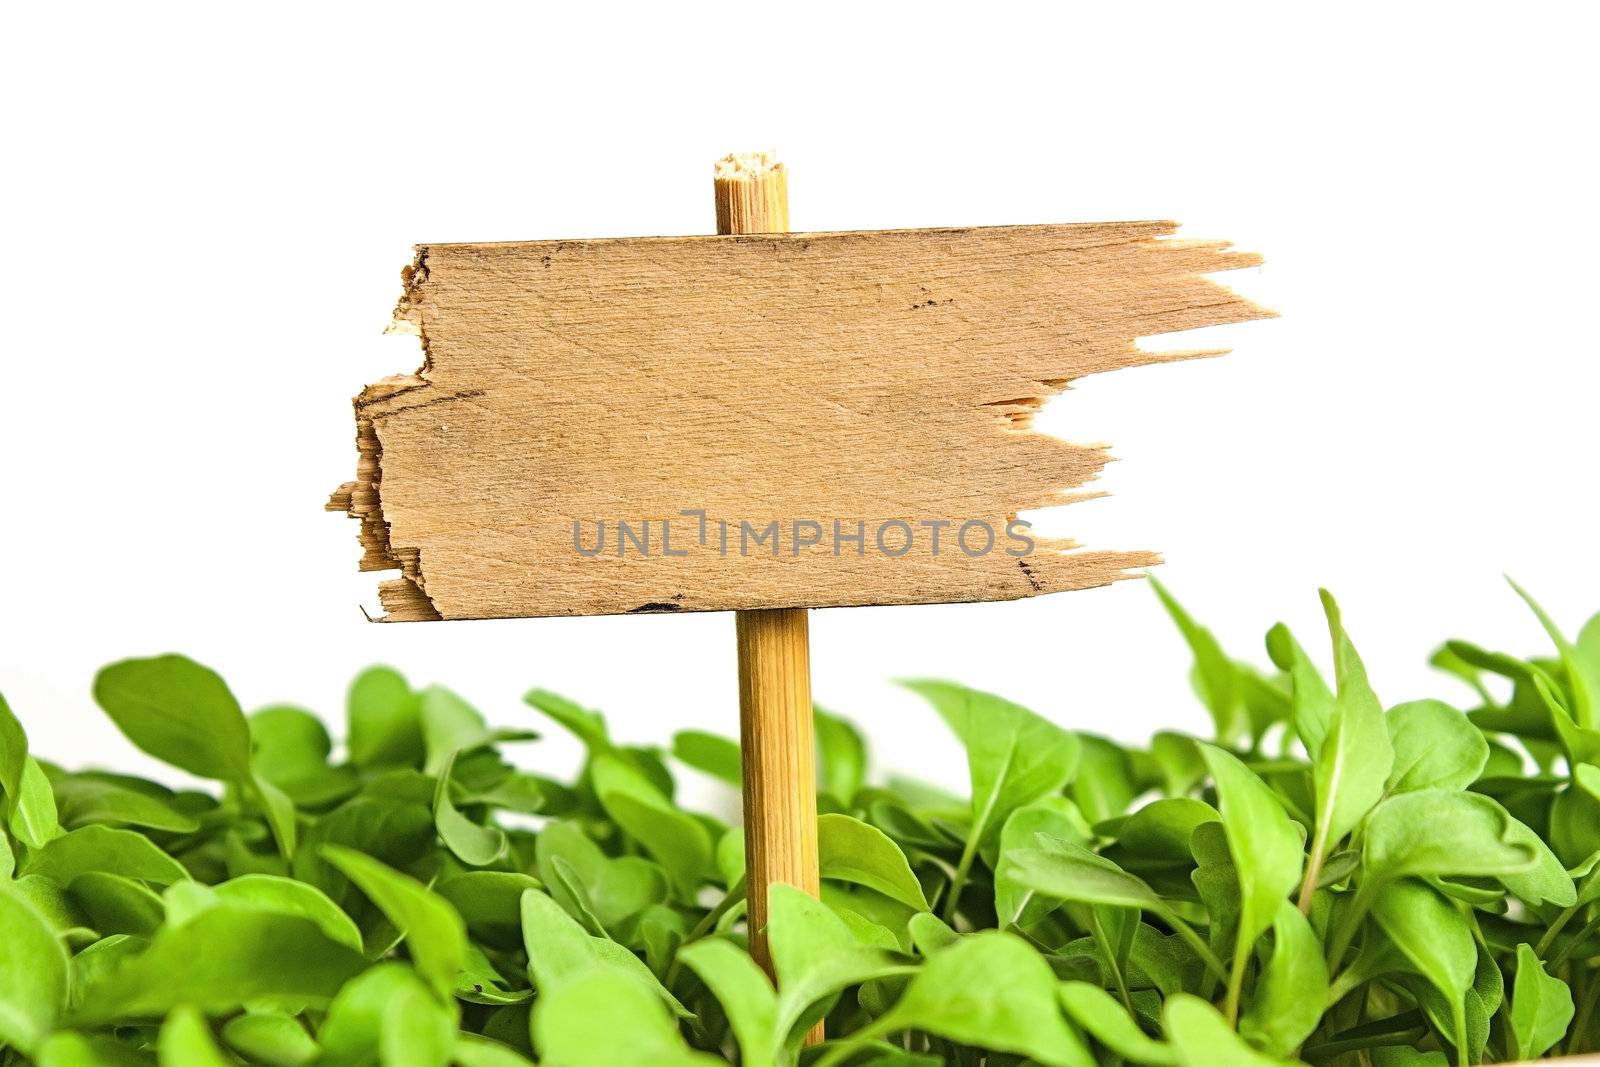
330,222 -> 1268,620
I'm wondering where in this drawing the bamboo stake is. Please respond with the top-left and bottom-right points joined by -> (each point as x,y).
717,154 -> 822,1027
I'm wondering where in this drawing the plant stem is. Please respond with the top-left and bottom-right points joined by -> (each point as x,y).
942,834 -> 979,924
1550,913 -> 1600,969
811,1019 -> 891,1067
663,879 -> 747,989
1223,931 -> 1249,1027
1298,832 -> 1330,915
1325,964 -> 1368,1010
1159,908 -> 1229,983
1325,882 -> 1377,974
1301,1027 -> 1427,1061
1536,904 -> 1579,958
1570,967 -> 1600,1056
1091,909 -> 1135,1014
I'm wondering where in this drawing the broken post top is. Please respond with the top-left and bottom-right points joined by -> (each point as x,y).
714,150 -> 787,235
329,166 -> 1272,622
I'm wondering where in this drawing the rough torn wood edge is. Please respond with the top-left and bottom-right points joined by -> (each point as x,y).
329,221 -> 1271,621
327,368 -> 443,622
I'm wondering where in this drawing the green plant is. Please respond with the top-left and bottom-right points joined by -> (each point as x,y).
2,581 -> 1599,1066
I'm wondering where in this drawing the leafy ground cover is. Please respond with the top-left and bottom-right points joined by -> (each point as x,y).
2,580 -> 1600,1066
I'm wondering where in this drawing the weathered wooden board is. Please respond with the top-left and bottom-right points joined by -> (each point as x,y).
329,222 -> 1268,620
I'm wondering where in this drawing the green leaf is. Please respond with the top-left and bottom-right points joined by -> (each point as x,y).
670,730 -> 742,787
1510,577 -> 1598,728
1370,879 -> 1474,1058
1554,765 -> 1600,867
1198,746 -> 1301,942
220,1011 -> 318,1067
907,911 -> 960,955
93,655 -> 252,781
1497,806 -> 1577,907
50,773 -> 199,833
438,871 -> 543,946
1235,902 -> 1324,1062
250,705 -> 355,808
68,936 -> 145,998
348,666 -> 424,769
868,931 -> 1094,1067
902,680 -> 1079,847
1162,994 -> 1296,1067
197,874 -> 364,952
1059,981 -> 1178,1066
434,750 -> 508,867
456,942 -> 532,1006
71,909 -> 364,1024
319,845 -> 467,998
0,692 -> 27,820
994,800 -> 1090,928
379,970 -> 457,1067
519,889 -> 688,1018
1266,622 -> 1335,757
251,771 -> 298,861
70,871 -> 165,936
419,686 -> 495,775
294,794 -> 434,902
902,679 -> 1079,918
23,825 -> 189,886
1006,838 -> 1167,911
1509,941 -> 1574,1059
157,1005 -> 231,1067
316,963 -> 434,1067
815,706 -> 867,803
1580,611 -> 1600,724
250,705 -> 331,782
1105,796 -> 1218,867
8,756 -> 60,848
1074,734 -> 1138,824
521,887 -> 607,992
533,971 -> 722,1067
0,880 -> 70,1055
1240,900 -> 1328,1056
1454,640 -> 1600,764
461,771 -> 548,815
1149,730 -> 1207,795
590,752 -> 713,900
1199,744 -> 1302,1023
1362,790 -> 1537,887
33,1031 -> 154,1067
817,812 -> 928,910
1151,577 -> 1246,745
1001,838 -> 1224,980
533,821 -> 668,938
677,937 -> 777,1066
524,689 -> 610,752
1305,590 -> 1393,874
1384,700 -> 1489,794
767,884 -> 909,1045
453,1034 -> 538,1067
822,883 -> 908,950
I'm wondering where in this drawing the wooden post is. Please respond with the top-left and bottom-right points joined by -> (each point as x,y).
717,154 -> 822,1005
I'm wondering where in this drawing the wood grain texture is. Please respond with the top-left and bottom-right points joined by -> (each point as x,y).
329,220 -> 1269,620
737,606 -> 818,971
714,155 -> 820,1025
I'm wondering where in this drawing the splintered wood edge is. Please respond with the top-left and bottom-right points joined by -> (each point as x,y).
329,221 -> 1271,621
326,372 -> 441,621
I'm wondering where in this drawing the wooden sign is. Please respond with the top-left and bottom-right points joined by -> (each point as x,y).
330,221 -> 1268,621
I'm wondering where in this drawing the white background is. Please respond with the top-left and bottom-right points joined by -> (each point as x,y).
3,3 -> 1596,801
